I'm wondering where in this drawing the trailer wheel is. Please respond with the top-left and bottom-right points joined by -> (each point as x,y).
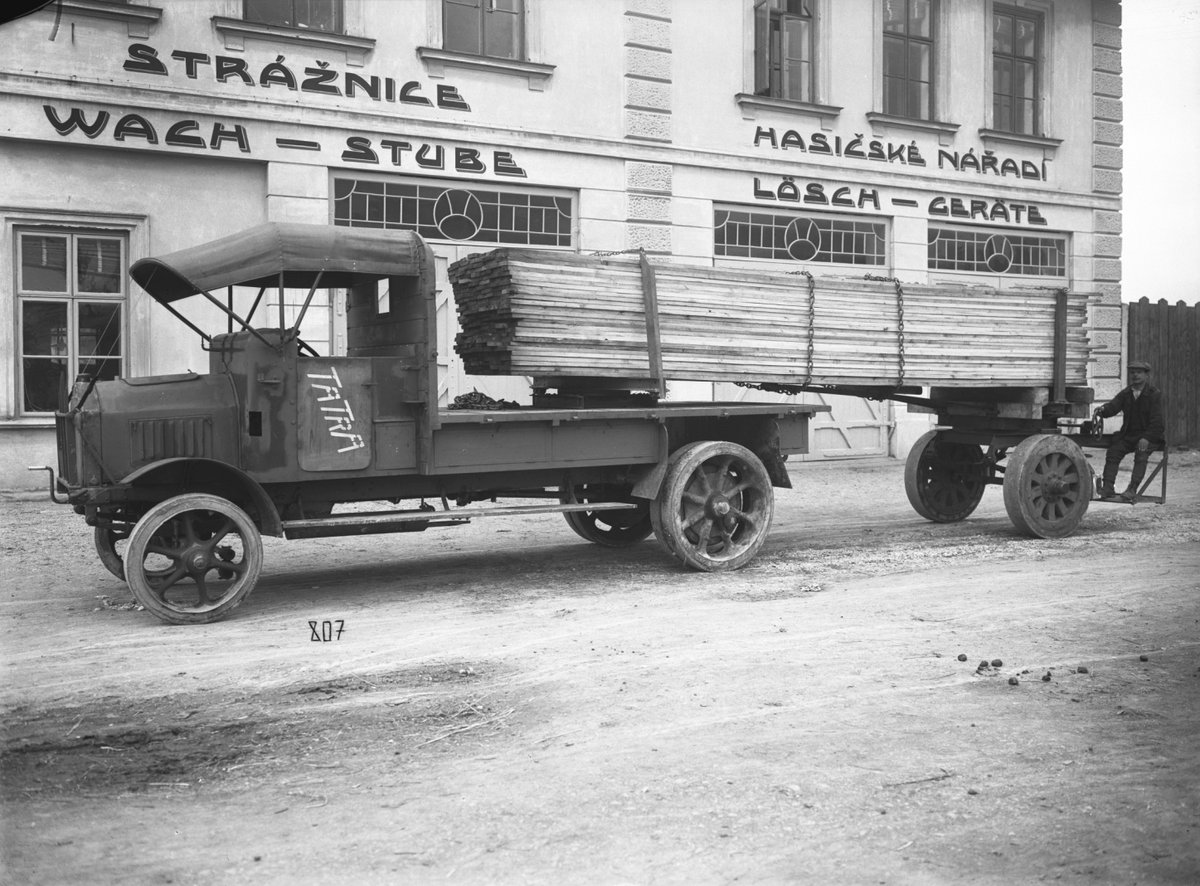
653,441 -> 774,572
124,494 -> 263,625
561,484 -> 653,547
904,430 -> 988,523
1002,434 -> 1091,539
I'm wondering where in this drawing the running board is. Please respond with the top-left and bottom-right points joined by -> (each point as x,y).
281,501 -> 639,539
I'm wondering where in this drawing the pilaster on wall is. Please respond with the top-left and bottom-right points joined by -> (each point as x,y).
624,0 -> 672,143
623,1 -> 673,252
624,160 -> 673,253
1090,0 -> 1124,401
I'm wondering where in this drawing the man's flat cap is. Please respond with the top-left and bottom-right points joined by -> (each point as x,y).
1128,360 -> 1152,371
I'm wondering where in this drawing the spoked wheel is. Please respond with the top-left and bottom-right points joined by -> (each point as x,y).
94,523 -> 134,580
653,441 -> 774,571
94,522 -> 176,584
1002,434 -> 1091,538
125,494 -> 263,624
649,447 -> 690,558
561,484 -> 653,547
904,430 -> 988,523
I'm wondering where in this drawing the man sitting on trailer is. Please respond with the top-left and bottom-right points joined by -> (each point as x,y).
1093,360 -> 1166,502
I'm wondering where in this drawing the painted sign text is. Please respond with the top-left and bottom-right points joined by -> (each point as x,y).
752,176 -> 1048,226
125,44 -> 469,111
753,126 -> 1048,181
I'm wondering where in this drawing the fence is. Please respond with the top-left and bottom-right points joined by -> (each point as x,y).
1127,298 -> 1199,448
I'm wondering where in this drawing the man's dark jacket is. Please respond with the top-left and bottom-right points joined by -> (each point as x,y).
1096,384 -> 1166,444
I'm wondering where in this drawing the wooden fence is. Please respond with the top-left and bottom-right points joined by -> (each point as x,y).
1127,298 -> 1199,448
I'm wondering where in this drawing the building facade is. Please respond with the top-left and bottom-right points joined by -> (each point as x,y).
0,0 -> 1124,490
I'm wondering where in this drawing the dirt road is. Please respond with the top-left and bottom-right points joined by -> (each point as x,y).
3,455 -> 1199,885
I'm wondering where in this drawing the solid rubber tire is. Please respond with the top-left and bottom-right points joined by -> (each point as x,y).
1002,434 -> 1091,539
653,440 -> 774,572
904,430 -> 987,523
125,494 -> 263,625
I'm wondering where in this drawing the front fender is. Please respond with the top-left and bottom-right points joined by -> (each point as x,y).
120,457 -> 282,537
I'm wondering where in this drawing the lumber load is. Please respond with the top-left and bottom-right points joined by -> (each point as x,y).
448,249 -> 1093,389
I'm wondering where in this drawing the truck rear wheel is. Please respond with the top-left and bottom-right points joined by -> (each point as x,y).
904,430 -> 988,523
1002,434 -> 1091,539
653,441 -> 774,572
125,494 -> 263,625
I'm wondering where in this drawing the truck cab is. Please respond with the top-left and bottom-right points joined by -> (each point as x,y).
47,222 -> 821,625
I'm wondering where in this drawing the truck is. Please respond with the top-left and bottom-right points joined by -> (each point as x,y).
37,223 -> 1167,625
39,223 -> 825,624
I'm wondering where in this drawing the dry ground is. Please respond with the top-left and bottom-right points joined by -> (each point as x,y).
2,452 -> 1199,885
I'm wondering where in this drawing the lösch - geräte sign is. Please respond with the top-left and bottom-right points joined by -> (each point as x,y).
752,176 -> 1050,226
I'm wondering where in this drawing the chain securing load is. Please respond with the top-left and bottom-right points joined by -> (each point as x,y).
864,273 -> 906,387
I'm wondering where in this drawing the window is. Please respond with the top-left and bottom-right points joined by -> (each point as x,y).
715,208 -> 886,266
992,6 -> 1041,135
883,0 -> 934,119
244,0 -> 343,33
443,0 -> 524,60
333,178 -> 573,247
16,230 -> 125,414
754,0 -> 815,102
928,226 -> 1065,276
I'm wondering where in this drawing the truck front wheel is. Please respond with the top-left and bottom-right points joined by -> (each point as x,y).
94,524 -> 133,580
561,484 -> 653,547
125,494 -> 263,625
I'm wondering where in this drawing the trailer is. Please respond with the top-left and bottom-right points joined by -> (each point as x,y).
38,223 -> 825,624
442,248 -> 1168,544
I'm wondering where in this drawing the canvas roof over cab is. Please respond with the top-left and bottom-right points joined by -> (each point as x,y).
130,222 -> 426,304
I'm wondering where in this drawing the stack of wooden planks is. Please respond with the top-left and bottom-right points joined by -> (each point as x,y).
448,249 -> 1093,388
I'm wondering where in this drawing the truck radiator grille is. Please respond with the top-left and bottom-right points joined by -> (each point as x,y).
130,416 -> 213,465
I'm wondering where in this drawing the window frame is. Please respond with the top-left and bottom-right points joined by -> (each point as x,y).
15,228 -> 128,417
754,0 -> 817,104
882,0 -> 936,121
442,0 -> 526,61
926,224 -> 1068,279
214,3 -> 371,64
991,3 -> 1044,136
331,174 -> 577,249
713,204 -> 890,270
417,0 -> 551,89
243,0 -> 344,35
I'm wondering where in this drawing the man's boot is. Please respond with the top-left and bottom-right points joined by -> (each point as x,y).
1122,455 -> 1149,502
1099,459 -> 1119,499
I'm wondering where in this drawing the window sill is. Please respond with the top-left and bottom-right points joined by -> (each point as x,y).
1,417 -> 57,430
734,93 -> 842,127
211,17 -> 376,67
979,128 -> 1063,155
866,112 -> 960,144
416,47 -> 555,92
56,0 -> 162,38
